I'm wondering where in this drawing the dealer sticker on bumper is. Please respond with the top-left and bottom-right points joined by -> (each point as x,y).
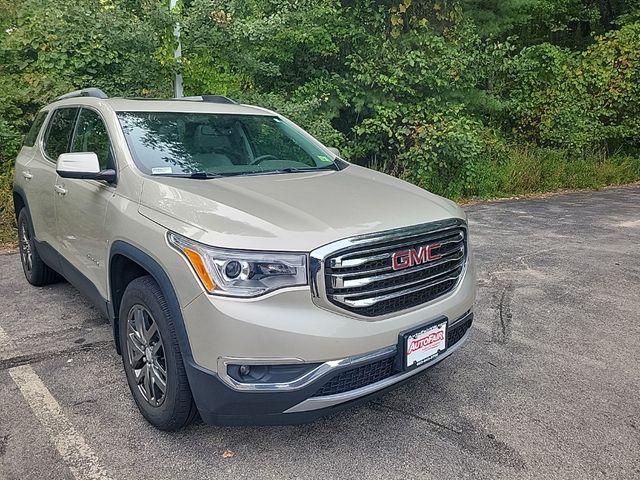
405,321 -> 447,368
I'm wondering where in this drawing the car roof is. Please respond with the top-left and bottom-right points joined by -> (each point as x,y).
45,96 -> 276,116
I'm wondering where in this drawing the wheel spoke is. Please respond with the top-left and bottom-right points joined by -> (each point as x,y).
144,321 -> 158,343
150,365 -> 167,394
128,332 -> 145,353
127,334 -> 145,364
131,308 -> 145,343
152,358 -> 166,378
133,364 -> 146,384
143,364 -> 153,400
151,340 -> 163,355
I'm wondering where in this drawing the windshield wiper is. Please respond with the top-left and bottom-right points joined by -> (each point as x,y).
152,171 -> 221,179
187,171 -> 220,179
154,164 -> 340,179
266,164 -> 339,175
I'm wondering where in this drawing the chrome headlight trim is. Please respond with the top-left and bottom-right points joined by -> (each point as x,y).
167,232 -> 308,298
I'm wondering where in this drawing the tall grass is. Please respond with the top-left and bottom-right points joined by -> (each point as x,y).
0,167 -> 15,247
473,147 -> 640,199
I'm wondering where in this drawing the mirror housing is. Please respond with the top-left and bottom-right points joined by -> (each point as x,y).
56,152 -> 116,183
327,147 -> 341,158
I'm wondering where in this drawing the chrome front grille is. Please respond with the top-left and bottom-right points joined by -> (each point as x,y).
310,219 -> 467,318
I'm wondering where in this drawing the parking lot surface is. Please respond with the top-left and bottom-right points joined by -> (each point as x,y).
1,185 -> 639,480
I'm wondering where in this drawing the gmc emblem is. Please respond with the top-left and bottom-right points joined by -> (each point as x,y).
392,244 -> 442,271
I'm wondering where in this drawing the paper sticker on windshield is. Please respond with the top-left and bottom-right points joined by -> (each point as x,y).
318,155 -> 332,163
151,167 -> 173,175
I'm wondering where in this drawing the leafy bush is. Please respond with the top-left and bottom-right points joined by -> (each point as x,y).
0,0 -> 174,245
502,43 -> 598,149
350,103 -> 486,198
502,23 -> 640,153
583,22 -> 640,151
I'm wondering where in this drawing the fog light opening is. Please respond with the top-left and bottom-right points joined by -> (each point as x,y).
225,362 -> 321,386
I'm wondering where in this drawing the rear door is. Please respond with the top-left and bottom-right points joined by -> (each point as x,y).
28,107 -> 79,255
15,110 -> 48,170
54,107 -> 115,301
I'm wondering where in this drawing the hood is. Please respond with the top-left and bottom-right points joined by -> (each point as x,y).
138,165 -> 464,251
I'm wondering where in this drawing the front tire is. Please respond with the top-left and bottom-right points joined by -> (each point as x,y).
119,276 -> 197,430
17,208 -> 59,286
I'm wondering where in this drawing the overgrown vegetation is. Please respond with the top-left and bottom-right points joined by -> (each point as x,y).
1,0 -> 640,245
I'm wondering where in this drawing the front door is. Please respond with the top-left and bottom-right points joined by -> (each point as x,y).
54,107 -> 116,302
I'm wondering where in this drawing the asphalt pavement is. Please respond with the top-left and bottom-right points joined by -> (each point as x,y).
1,185 -> 639,480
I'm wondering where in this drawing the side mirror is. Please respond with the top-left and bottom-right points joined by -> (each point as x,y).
327,147 -> 341,158
56,152 -> 116,183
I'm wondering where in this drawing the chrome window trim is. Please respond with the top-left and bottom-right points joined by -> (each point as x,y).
284,325 -> 472,414
309,218 -> 468,320
217,345 -> 397,392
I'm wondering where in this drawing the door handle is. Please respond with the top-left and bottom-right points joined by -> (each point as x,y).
22,171 -> 33,180
54,184 -> 67,195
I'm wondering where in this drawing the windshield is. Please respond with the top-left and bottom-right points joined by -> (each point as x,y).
117,112 -> 337,177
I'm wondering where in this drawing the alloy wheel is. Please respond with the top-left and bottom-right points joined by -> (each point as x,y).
126,305 -> 167,407
19,221 -> 33,273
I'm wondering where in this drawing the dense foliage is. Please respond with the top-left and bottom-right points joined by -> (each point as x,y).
1,0 -> 640,244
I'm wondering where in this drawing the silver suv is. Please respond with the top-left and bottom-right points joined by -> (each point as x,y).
12,88 -> 476,430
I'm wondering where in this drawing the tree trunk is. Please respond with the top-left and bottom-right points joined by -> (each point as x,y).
598,0 -> 614,31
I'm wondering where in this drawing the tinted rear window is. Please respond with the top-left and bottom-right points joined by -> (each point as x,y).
23,111 -> 48,147
44,107 -> 79,160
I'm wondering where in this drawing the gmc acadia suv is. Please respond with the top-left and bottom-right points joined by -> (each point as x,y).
12,88 -> 476,430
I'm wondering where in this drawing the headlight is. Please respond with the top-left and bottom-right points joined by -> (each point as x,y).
167,232 -> 308,297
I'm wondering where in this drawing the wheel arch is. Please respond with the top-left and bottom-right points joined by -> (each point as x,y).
12,190 -> 26,223
109,241 -> 193,361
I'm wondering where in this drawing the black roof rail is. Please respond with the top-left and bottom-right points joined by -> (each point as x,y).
181,95 -> 237,104
55,88 -> 108,101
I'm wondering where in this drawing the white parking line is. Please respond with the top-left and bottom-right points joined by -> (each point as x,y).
1,325 -> 113,480
620,219 -> 640,227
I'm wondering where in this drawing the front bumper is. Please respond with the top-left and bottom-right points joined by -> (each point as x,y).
180,251 -> 476,372
184,311 -> 473,425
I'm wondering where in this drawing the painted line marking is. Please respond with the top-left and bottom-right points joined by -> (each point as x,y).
620,219 -> 640,228
1,324 -> 112,480
8,366 -> 114,480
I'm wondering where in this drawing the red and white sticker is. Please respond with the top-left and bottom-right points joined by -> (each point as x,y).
406,322 -> 447,367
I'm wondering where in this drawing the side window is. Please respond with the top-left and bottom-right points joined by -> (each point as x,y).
71,109 -> 114,170
44,108 -> 79,161
23,111 -> 48,147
